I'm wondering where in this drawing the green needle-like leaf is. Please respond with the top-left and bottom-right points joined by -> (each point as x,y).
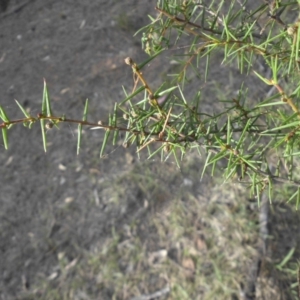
0,105 -> 10,123
2,127 -> 8,149
253,71 -> 272,85
112,103 -> 118,145
296,187 -> 300,210
137,48 -> 165,69
119,86 -> 145,106
296,25 -> 300,63
40,119 -> 47,152
77,99 -> 89,155
15,100 -> 30,118
226,115 -> 231,145
276,247 -> 295,270
100,129 -> 110,158
43,79 -> 52,117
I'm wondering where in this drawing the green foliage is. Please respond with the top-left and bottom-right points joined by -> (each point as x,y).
2,0 -> 300,201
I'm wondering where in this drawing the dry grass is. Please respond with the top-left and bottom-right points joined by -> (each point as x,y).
17,153 -> 300,300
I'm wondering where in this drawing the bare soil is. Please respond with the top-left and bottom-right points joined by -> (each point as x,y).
0,1 -> 159,297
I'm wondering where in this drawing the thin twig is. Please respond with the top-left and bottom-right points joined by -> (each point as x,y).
130,286 -> 170,300
242,192 -> 269,300
155,6 -> 221,36
125,57 -> 153,97
0,0 -> 36,19
273,83 -> 300,118
196,4 -> 224,27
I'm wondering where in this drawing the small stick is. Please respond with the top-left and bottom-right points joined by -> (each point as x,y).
273,82 -> 300,118
0,0 -> 36,19
130,286 -> 170,300
124,57 -> 153,97
159,107 -> 172,139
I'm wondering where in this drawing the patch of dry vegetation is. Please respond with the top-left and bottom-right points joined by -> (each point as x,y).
18,155 -> 300,300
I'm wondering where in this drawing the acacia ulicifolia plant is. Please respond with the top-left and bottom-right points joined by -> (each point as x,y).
1,0 -> 300,203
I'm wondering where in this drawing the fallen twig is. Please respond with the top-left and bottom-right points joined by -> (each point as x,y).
0,0 -> 36,19
130,286 -> 170,300
242,191 -> 269,300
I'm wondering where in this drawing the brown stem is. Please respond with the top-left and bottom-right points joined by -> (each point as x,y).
124,57 -> 153,97
273,83 -> 300,118
155,6 -> 221,35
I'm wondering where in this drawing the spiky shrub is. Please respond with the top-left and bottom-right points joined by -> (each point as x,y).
1,0 -> 300,202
